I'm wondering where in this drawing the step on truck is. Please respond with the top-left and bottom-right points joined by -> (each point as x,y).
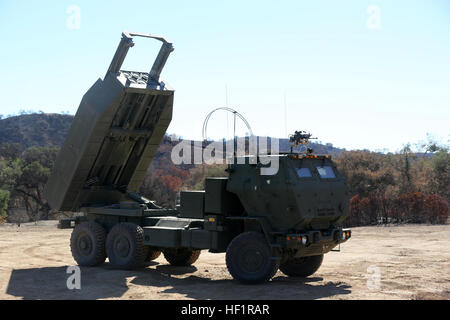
44,31 -> 351,284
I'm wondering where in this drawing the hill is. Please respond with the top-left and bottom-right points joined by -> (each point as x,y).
0,113 -> 344,154
0,113 -> 72,148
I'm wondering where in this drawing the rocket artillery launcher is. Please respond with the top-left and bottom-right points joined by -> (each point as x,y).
45,32 -> 351,284
45,31 -> 174,212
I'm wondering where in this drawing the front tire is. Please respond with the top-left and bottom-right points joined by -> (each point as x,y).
279,254 -> 324,277
226,232 -> 279,284
70,221 -> 106,266
106,223 -> 148,269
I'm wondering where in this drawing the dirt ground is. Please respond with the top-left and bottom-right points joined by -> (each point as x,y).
0,221 -> 448,300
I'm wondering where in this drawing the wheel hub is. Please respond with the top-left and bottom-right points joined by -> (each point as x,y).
78,234 -> 93,256
114,236 -> 131,258
240,246 -> 264,273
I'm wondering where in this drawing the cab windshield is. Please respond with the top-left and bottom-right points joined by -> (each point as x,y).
295,167 -> 312,178
316,166 -> 336,179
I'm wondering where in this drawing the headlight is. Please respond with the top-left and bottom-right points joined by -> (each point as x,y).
301,236 -> 308,245
341,232 -> 346,240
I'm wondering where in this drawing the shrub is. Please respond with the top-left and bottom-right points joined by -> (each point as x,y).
0,189 -> 9,220
424,194 -> 449,224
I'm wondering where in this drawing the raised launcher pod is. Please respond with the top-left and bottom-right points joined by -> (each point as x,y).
44,32 -> 174,211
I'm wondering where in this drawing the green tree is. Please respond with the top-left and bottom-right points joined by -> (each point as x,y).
429,148 -> 450,200
0,189 -> 9,220
0,158 -> 22,190
0,145 -> 59,222
12,146 -> 59,221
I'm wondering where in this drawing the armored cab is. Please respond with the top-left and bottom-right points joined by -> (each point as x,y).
227,154 -> 349,231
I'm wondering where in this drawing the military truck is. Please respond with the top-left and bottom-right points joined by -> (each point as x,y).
44,32 -> 351,284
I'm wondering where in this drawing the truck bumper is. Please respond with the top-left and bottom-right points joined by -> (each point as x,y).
282,228 -> 351,257
57,218 -> 76,229
57,216 -> 87,229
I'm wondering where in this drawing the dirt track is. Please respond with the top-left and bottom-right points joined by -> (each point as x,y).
0,221 -> 448,300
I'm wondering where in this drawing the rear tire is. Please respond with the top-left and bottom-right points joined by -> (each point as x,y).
226,232 -> 279,284
70,221 -> 106,266
279,254 -> 324,277
163,248 -> 201,266
106,223 -> 148,269
146,248 -> 162,261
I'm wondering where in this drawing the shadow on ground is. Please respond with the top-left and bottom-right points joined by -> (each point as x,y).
6,262 -> 352,300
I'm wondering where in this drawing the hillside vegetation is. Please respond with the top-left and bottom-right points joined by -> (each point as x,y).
0,113 -> 448,225
0,113 -> 72,148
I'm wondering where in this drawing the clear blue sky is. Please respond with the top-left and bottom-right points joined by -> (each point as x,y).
1,0 -> 449,152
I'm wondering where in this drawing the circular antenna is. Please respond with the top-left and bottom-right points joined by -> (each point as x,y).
202,107 -> 254,141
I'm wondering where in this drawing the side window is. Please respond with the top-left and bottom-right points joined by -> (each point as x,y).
316,166 -> 336,179
296,167 -> 312,178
